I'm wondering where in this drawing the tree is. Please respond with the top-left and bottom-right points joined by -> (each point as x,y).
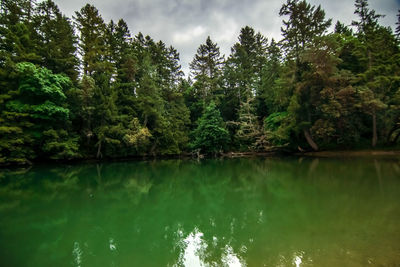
0,0 -> 41,64
259,39 -> 282,118
183,78 -> 203,130
396,9 -> 400,38
224,27 -> 268,107
302,36 -> 360,147
133,34 -> 190,155
1,62 -> 79,162
191,102 -> 229,155
233,98 -> 261,150
351,0 -> 399,147
335,21 -> 353,36
74,4 -> 111,77
0,61 -> 33,164
158,46 -> 190,154
32,0 -> 78,81
277,0 -> 332,150
74,4 -> 122,158
351,0 -> 383,35
279,0 -> 331,67
68,75 -> 95,145
0,0 -> 40,164
189,36 -> 224,103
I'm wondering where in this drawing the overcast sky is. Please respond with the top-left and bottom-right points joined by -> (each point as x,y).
52,0 -> 400,76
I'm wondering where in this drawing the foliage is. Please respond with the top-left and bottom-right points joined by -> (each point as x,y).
189,36 -> 224,103
0,62 -> 78,163
191,102 -> 230,154
232,98 -> 261,150
1,0 -> 400,164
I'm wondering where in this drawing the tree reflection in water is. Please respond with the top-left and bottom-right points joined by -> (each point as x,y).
0,157 -> 400,266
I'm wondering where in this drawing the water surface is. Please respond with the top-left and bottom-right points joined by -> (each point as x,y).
0,157 -> 400,266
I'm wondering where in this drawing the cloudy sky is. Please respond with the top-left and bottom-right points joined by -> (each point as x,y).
52,0 -> 399,76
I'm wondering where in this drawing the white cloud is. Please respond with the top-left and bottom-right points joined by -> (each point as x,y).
173,26 -> 207,44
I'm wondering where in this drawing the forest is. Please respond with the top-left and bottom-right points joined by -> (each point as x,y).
0,0 -> 400,165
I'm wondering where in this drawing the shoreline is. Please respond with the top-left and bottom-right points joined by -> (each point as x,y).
295,150 -> 400,157
1,149 -> 400,168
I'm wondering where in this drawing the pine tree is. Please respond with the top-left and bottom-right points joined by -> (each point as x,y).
74,4 -> 112,77
396,9 -> 400,38
189,36 -> 224,103
0,62 -> 34,164
107,18 -> 139,136
335,21 -> 353,36
136,53 -> 164,152
277,0 -> 332,150
351,0 -> 383,35
279,0 -> 331,65
1,63 -> 79,162
0,0 -> 41,164
301,35 -> 360,147
258,39 -> 282,118
32,0 -> 78,81
0,0 -> 41,64
158,46 -> 190,154
234,98 -> 261,150
191,102 -> 229,155
74,4 -> 119,157
351,0 -> 399,147
224,26 -> 268,104
183,78 -> 203,130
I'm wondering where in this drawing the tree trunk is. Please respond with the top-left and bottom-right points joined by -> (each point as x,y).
96,140 -> 102,159
372,111 -> 377,147
150,140 -> 157,156
303,129 -> 318,151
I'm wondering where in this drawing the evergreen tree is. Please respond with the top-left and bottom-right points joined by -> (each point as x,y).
259,39 -> 282,118
112,20 -> 139,124
74,4 -> 120,157
300,35 -> 360,147
335,21 -> 353,36
0,62 -> 33,164
68,75 -> 95,146
74,4 -> 112,76
133,34 -> 189,155
191,102 -> 229,154
1,63 -> 79,162
276,0 -> 332,150
233,98 -> 261,150
351,0 -> 399,147
189,36 -> 224,103
159,46 -> 190,154
183,78 -> 203,130
279,0 -> 331,66
32,0 -> 78,81
0,0 -> 40,64
1,0 -> 400,163
106,18 -> 139,141
396,9 -> 400,38
0,0 -> 40,164
351,0 -> 383,35
135,52 -> 165,153
224,27 -> 267,106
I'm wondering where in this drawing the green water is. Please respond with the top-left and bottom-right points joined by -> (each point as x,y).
0,157 -> 400,267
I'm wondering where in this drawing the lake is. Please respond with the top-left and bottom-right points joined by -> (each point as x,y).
0,157 -> 399,266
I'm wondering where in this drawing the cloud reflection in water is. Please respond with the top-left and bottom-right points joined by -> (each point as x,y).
174,228 -> 244,267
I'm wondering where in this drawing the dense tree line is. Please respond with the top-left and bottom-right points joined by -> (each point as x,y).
0,0 -> 399,164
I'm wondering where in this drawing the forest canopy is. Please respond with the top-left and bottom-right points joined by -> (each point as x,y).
0,0 -> 400,164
